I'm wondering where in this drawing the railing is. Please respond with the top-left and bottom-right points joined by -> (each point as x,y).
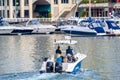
54,4 -> 76,19
32,0 -> 38,3
3,18 -> 53,23
3,17 -> 113,24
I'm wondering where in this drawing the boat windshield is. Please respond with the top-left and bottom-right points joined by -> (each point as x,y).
67,20 -> 78,25
92,22 -> 101,27
0,21 -> 10,26
111,22 -> 119,28
79,22 -> 90,27
28,20 -> 40,25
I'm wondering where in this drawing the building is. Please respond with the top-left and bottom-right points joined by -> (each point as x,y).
0,0 -> 77,20
78,0 -> 120,17
34,0 -> 77,20
0,0 -> 33,18
0,0 -> 120,20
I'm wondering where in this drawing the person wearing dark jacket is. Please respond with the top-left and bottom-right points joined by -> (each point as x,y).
66,46 -> 73,56
56,46 -> 62,54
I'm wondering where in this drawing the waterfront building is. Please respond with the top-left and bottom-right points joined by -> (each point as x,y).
0,0 -> 120,20
78,0 -> 120,17
0,0 -> 33,18
0,0 -> 77,20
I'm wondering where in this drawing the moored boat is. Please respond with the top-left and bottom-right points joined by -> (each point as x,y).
103,20 -> 120,36
25,20 -> 56,34
0,18 -> 33,35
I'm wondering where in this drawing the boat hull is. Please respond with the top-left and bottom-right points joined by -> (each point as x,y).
39,53 -> 86,74
32,28 -> 56,34
63,30 -> 97,36
0,29 -> 13,34
11,29 -> 33,34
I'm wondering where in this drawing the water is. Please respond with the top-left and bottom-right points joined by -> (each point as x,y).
0,34 -> 120,80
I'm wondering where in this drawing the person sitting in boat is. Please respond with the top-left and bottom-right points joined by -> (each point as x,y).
55,46 -> 63,61
56,54 -> 62,63
66,46 -> 76,62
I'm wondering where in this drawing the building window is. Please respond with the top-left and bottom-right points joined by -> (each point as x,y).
0,0 -> 4,6
54,0 -> 58,4
24,10 -> 29,18
7,10 -> 9,18
7,0 -> 9,6
13,0 -> 20,6
108,0 -> 117,2
61,0 -> 69,3
25,0 -> 29,6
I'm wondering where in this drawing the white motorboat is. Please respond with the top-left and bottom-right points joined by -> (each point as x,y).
40,36 -> 87,74
0,20 -> 14,35
12,24 -> 33,35
103,20 -> 120,36
55,17 -> 81,32
57,17 -> 97,36
0,18 -> 33,35
61,25 -> 97,36
25,20 -> 56,34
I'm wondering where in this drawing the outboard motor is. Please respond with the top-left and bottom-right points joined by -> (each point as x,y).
55,62 -> 62,73
46,62 -> 54,72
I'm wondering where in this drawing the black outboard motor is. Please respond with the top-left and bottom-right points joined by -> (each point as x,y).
55,62 -> 62,73
46,62 -> 54,73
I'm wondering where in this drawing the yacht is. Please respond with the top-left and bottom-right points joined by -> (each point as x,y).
25,20 -> 56,34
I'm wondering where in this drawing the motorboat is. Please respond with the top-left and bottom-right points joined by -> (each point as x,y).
55,17 -> 81,33
40,36 -> 87,74
0,20 -> 14,35
11,24 -> 33,35
88,20 -> 107,36
61,18 -> 97,36
0,18 -> 33,35
103,20 -> 120,36
61,25 -> 97,36
25,20 -> 56,34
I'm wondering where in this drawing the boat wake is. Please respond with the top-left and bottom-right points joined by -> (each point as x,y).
0,69 -> 104,80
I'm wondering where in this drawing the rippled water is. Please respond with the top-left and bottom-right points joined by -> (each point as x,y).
0,34 -> 120,80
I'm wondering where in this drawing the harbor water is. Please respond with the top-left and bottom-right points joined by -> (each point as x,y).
0,34 -> 120,80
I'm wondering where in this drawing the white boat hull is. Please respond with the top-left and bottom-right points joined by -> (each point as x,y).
0,28 -> 13,34
61,25 -> 97,36
40,53 -> 86,74
32,27 -> 56,34
25,20 -> 56,34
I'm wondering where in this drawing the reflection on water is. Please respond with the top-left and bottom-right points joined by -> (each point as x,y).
74,36 -> 120,80
0,35 -> 120,80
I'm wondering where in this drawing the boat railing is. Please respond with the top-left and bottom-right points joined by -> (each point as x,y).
3,18 -> 53,23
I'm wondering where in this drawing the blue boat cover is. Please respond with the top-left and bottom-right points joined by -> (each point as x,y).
106,20 -> 120,29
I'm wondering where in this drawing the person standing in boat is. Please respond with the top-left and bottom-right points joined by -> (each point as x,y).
66,46 -> 73,56
56,46 -> 62,54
